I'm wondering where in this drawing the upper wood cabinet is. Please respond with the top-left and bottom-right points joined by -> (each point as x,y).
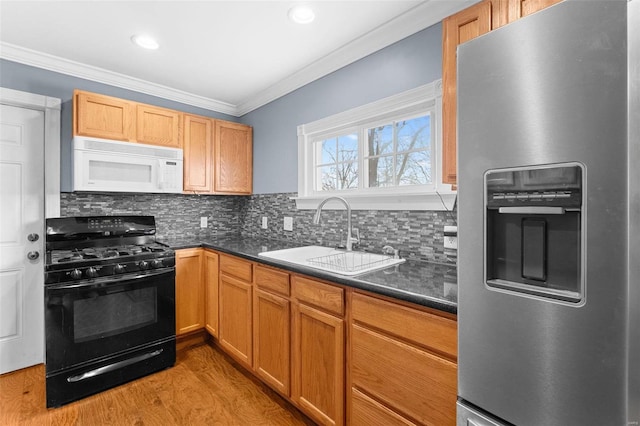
509,0 -> 563,21
442,1 -> 492,186
441,0 -> 562,185
183,114 -> 213,192
183,115 -> 253,195
74,90 -> 134,141
175,248 -> 205,336
214,120 -> 253,194
136,104 -> 182,148
74,90 -> 253,194
74,89 -> 181,148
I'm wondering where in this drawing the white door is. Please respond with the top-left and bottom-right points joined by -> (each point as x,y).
0,104 -> 45,374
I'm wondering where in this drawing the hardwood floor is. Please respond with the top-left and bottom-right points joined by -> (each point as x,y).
0,343 -> 315,425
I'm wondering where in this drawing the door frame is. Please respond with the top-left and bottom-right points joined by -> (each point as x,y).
0,87 -> 61,218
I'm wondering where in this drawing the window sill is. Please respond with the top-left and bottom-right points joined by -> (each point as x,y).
292,191 -> 456,211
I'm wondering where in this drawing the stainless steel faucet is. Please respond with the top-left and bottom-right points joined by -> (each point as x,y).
313,196 -> 359,251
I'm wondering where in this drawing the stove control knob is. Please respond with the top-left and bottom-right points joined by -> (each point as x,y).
86,267 -> 98,279
138,260 -> 149,270
70,269 -> 83,280
114,264 -> 126,274
151,259 -> 164,269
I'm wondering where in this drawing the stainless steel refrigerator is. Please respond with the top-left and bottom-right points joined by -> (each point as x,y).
456,1 -> 639,425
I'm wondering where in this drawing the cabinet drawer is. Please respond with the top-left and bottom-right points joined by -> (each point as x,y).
351,324 -> 457,426
351,388 -> 417,426
351,292 -> 457,359
220,254 -> 253,282
292,276 -> 344,316
255,265 -> 290,296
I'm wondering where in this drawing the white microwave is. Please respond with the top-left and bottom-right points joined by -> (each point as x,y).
73,136 -> 183,193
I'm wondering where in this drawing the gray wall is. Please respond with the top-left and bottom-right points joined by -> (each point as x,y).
0,59 -> 237,192
240,23 -> 443,194
0,21 -> 442,194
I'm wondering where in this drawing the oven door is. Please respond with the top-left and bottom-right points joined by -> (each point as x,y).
45,269 -> 175,374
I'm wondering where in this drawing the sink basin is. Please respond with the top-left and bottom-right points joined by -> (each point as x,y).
258,245 -> 405,276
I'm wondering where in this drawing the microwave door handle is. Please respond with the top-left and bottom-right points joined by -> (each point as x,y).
498,206 -> 565,214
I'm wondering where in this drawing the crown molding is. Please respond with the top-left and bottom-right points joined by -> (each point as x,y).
0,1 -> 476,117
234,1 -> 476,116
0,42 -> 238,116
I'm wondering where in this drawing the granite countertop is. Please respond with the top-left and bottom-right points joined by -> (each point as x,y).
162,235 -> 457,315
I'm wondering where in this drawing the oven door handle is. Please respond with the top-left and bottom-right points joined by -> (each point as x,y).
67,348 -> 164,383
46,269 -> 174,291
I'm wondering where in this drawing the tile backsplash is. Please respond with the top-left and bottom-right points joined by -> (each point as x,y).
60,192 -> 244,240
60,192 -> 457,264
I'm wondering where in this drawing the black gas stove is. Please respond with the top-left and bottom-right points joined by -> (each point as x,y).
45,216 -> 175,285
44,215 -> 176,407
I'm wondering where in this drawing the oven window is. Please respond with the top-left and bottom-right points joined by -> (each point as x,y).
73,287 -> 157,343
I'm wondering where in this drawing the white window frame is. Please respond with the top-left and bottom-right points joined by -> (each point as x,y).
294,80 -> 456,211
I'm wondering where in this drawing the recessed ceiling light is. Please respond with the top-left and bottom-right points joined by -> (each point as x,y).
288,5 -> 315,24
131,34 -> 159,50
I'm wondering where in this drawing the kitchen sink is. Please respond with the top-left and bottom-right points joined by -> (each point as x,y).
258,245 -> 405,276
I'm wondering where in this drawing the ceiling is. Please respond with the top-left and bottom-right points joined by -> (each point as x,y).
0,1 -> 475,116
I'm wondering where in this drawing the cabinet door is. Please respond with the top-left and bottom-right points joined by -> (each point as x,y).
219,273 -> 253,367
214,120 -> 253,194
442,1 -> 492,185
175,248 -> 204,335
508,0 -> 562,22
74,90 -> 134,141
136,104 -> 182,148
183,114 -> 213,193
253,288 -> 290,396
292,302 -> 344,426
204,250 -> 219,337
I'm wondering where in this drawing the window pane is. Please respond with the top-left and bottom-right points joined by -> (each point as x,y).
318,165 -> 336,191
367,125 -> 393,156
337,134 -> 358,162
337,162 -> 358,189
320,139 -> 336,164
397,115 -> 430,152
396,150 -> 432,186
368,156 -> 394,188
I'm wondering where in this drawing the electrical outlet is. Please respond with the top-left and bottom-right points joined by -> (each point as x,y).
200,216 -> 208,228
283,217 -> 293,231
444,225 -> 458,250
261,216 -> 268,229
444,235 -> 458,250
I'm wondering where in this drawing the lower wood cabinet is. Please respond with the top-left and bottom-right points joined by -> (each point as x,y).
204,250 -> 219,337
177,249 -> 457,426
291,276 -> 345,426
175,248 -> 204,335
351,388 -> 418,426
253,265 -> 291,396
253,288 -> 290,395
349,292 -> 458,426
218,255 -> 253,367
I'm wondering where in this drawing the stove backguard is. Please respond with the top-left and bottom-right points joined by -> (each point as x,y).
484,163 -> 584,303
